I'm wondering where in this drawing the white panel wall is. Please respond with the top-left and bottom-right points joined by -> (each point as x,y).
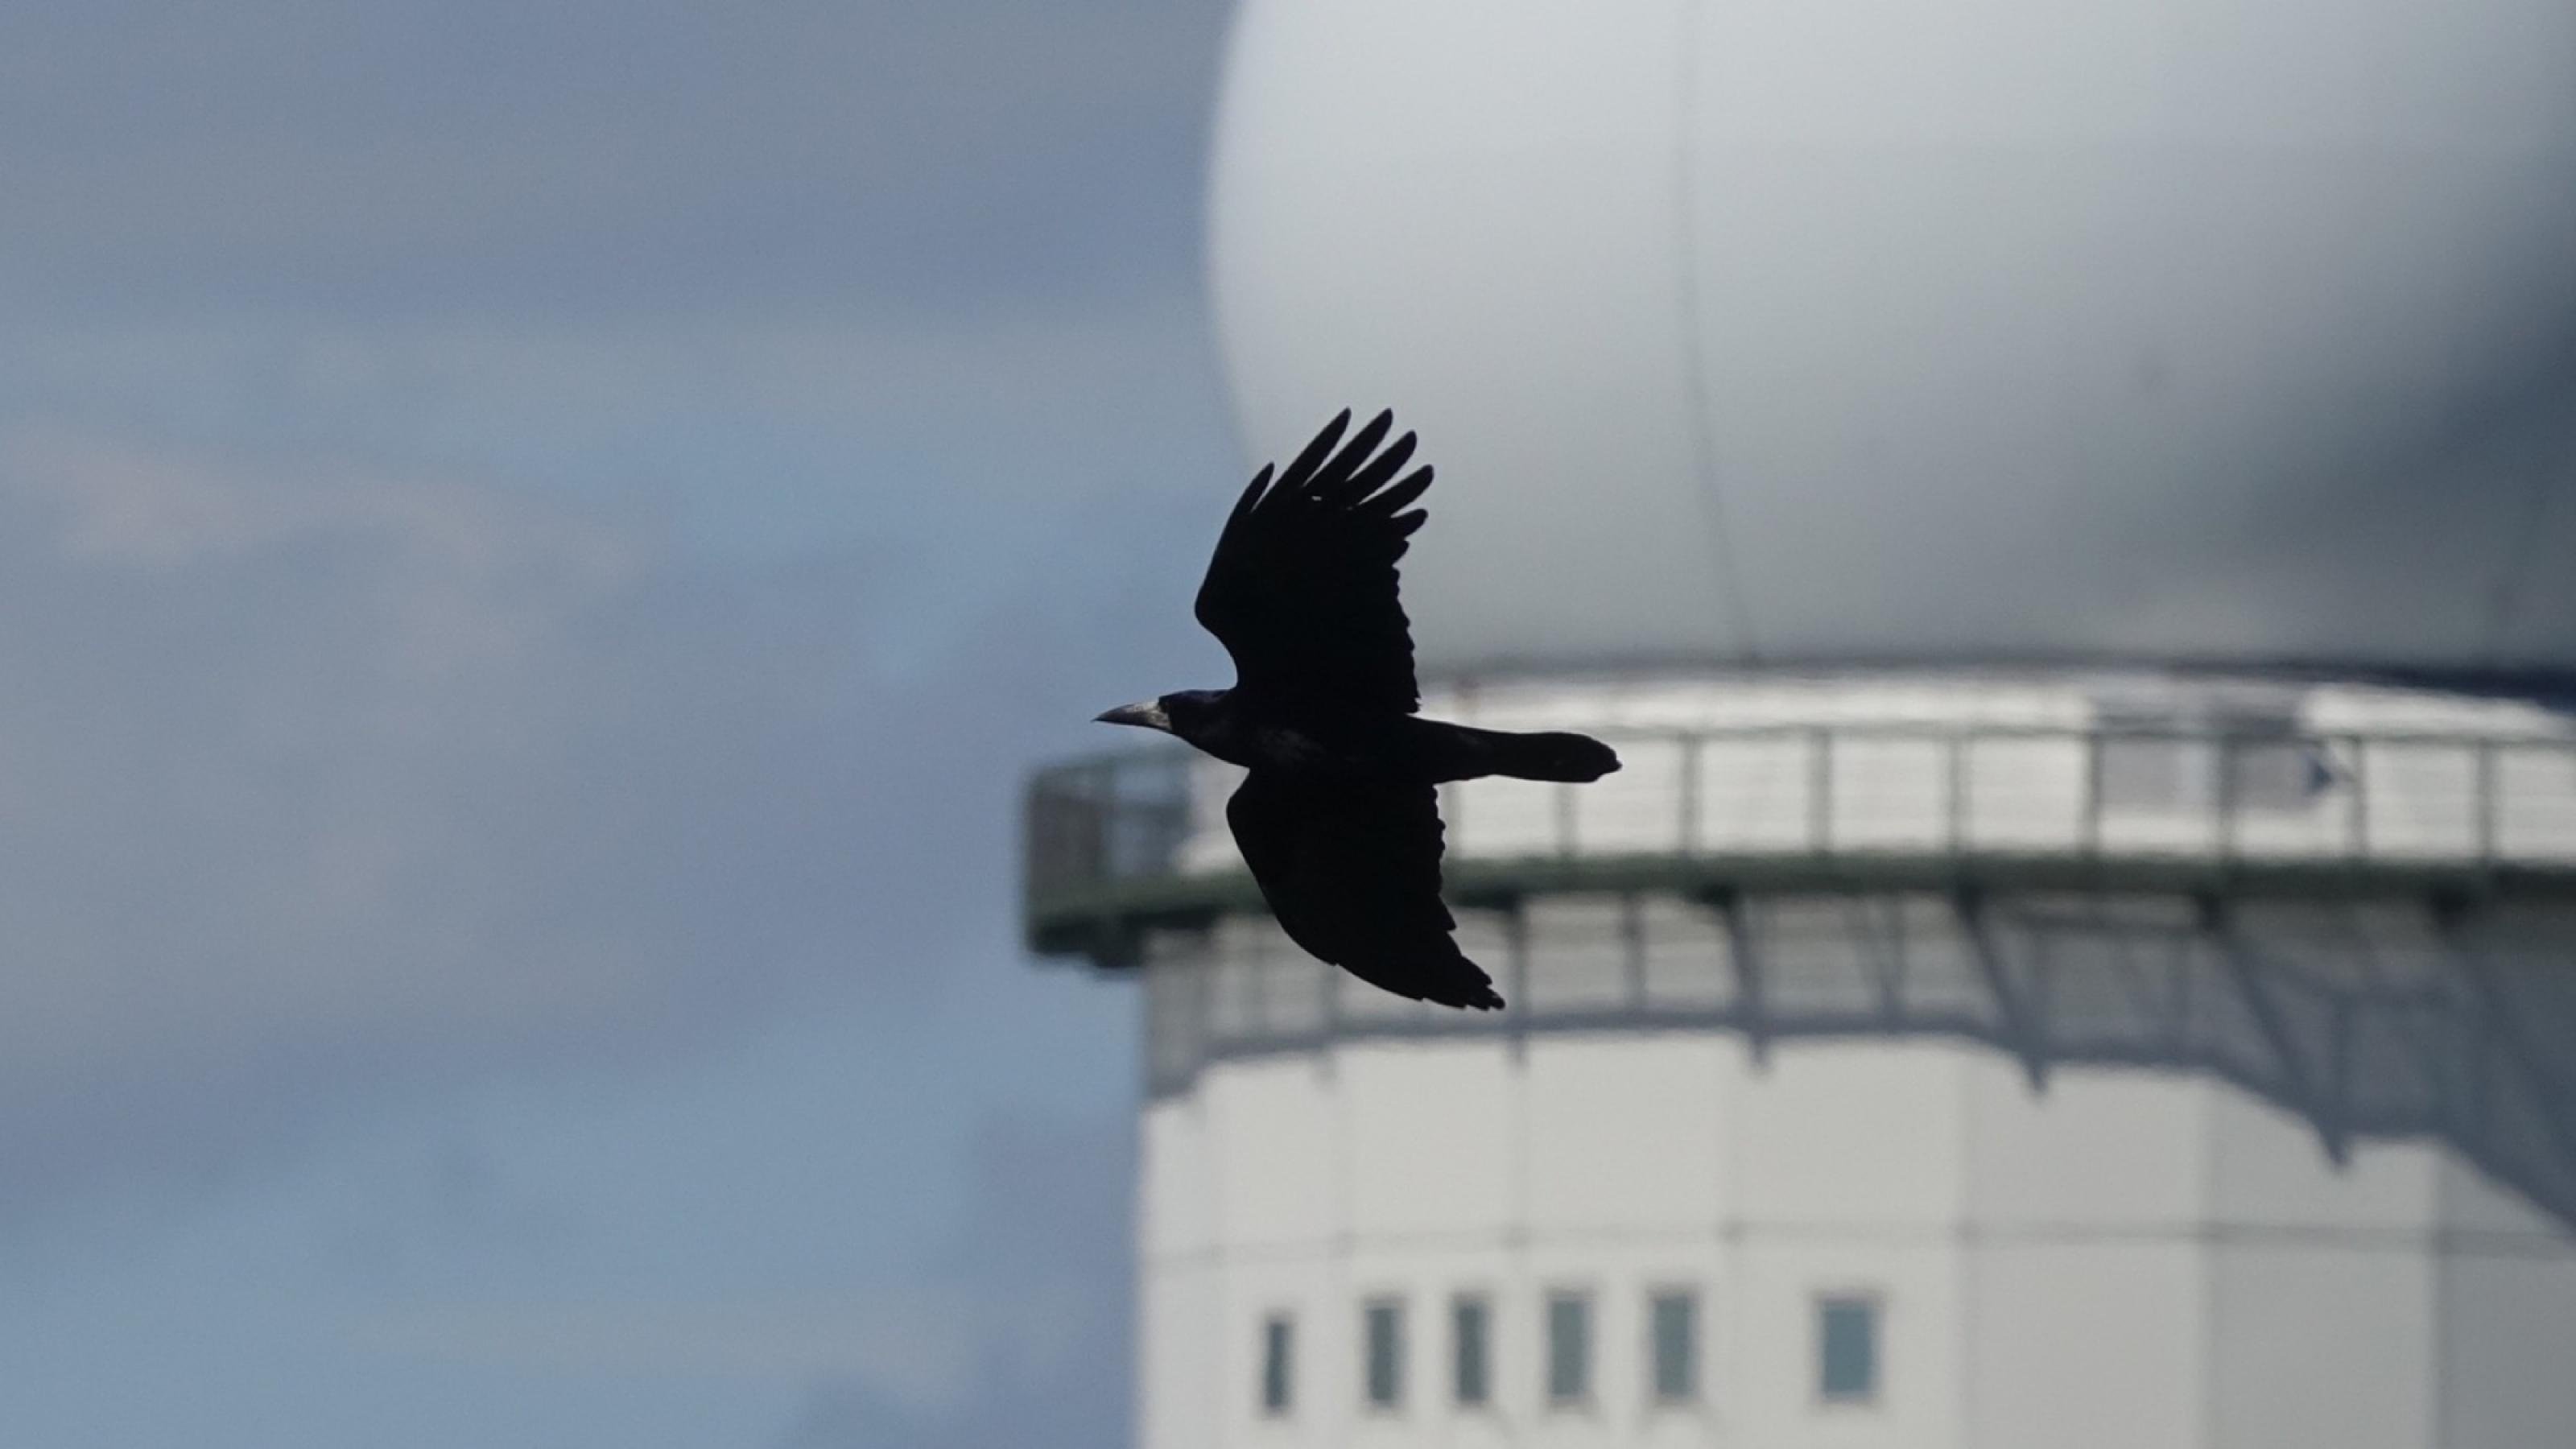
1140,1029 -> 2576,1448
1139,1260 -> 1220,1449
1342,1045 -> 1518,1240
1141,1098 -> 1219,1449
2430,1161 -> 2576,1449
2209,1245 -> 2435,1449
1141,1094 -> 1214,1261
1963,1059 -> 2209,1225
2438,1253 -> 2576,1449
1205,1058 -> 1340,1249
1968,1241 -> 2206,1449
1523,1037 -> 1732,1233
2206,1090 -> 2437,1229
1733,1042 -> 1967,1228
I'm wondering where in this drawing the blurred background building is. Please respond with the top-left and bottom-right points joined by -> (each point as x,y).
1027,1 -> 2576,1445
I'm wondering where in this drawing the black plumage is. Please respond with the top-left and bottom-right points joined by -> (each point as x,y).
1096,410 -> 1620,1009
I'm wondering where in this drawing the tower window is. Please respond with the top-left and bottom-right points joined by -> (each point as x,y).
1363,1298 -> 1405,1410
1817,1294 -> 1880,1405
1260,1312 -> 1294,1417
1546,1290 -> 1592,1406
1649,1290 -> 1699,1403
1452,1294 -> 1492,1407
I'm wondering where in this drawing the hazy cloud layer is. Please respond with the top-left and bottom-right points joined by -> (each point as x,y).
0,423 -> 1198,1218
773,1116 -> 1133,1448
0,0 -> 1232,323
0,3 -> 1232,1442
336,1113 -> 1131,1448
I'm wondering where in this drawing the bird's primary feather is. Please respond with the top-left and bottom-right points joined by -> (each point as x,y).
1193,407 -> 1430,716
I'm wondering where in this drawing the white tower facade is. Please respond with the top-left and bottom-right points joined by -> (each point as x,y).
1025,3 -> 2576,1446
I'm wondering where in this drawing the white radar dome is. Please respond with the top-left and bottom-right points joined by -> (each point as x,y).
1210,0 -> 2576,675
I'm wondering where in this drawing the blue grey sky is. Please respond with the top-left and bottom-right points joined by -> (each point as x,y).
0,3 -> 1234,1443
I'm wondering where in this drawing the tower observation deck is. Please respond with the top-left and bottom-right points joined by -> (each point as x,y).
1032,671 -> 2576,1215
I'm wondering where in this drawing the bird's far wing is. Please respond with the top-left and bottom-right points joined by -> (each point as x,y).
1194,409 -> 1433,714
1225,770 -> 1501,1010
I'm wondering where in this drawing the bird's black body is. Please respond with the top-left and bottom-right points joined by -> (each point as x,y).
1154,687 -> 1603,784
1097,410 -> 1620,1010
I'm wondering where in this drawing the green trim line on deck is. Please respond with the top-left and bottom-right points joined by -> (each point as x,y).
1026,850 -> 2576,969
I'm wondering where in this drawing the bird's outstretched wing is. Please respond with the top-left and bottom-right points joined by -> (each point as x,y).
1194,409 -> 1432,714
1226,770 -> 1502,1010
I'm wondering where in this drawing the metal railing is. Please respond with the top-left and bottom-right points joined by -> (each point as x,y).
1026,723 -> 2576,951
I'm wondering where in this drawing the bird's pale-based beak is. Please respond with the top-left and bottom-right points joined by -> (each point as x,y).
1094,699 -> 1173,733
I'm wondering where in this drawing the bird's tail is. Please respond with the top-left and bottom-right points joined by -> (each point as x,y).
1453,726 -> 1621,783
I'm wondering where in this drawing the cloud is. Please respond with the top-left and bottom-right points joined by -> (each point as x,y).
345,1113 -> 1133,1449
353,1296 -> 990,1392
0,0 -> 1234,324
773,1114 -> 1134,1449
0,286 -> 1239,546
0,426 -> 1181,1219
0,10 -> 1209,1449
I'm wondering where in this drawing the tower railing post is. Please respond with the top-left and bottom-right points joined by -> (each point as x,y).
2082,729 -> 2105,858
1678,729 -> 1701,857
2475,738 -> 2500,865
1093,756 -> 1122,881
2215,732 -> 2239,864
1810,727 -> 1834,856
1946,728 -> 1969,859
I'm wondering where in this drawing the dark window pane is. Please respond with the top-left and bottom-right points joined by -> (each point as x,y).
1546,1291 -> 1591,1405
1818,1296 -> 1878,1403
1364,1298 -> 1404,1410
1261,1313 -> 1294,1416
1650,1291 -> 1697,1402
1452,1295 -> 1491,1407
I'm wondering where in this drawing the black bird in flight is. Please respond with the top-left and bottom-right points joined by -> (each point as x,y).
1096,409 -> 1620,1010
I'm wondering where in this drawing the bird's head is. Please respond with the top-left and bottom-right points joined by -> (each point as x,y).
1093,688 -> 1222,738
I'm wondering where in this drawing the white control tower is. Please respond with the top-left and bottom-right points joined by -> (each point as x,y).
1026,2 -> 2576,1445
